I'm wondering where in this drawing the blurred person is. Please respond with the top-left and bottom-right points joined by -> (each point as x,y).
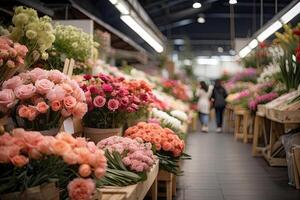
197,81 -> 213,132
211,79 -> 227,133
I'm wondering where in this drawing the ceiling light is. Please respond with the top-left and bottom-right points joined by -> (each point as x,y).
197,57 -> 219,65
109,0 -> 118,4
193,2 -> 202,9
219,55 -> 236,62
174,39 -> 184,45
280,2 -> 300,24
239,46 -> 251,58
248,39 -> 258,49
197,17 -> 205,23
229,49 -> 236,55
115,1 -> 129,14
257,20 -> 282,42
120,15 -> 164,53
217,47 -> 224,53
229,0 -> 237,5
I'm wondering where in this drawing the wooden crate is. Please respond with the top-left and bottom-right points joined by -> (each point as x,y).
234,108 -> 253,143
99,160 -> 159,200
157,170 -> 176,200
252,113 -> 271,156
267,109 -> 300,124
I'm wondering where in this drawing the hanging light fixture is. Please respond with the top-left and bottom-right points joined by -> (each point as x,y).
193,2 -> 202,9
229,0 -> 237,5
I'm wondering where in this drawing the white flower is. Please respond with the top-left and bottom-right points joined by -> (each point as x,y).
152,108 -> 182,131
170,110 -> 188,122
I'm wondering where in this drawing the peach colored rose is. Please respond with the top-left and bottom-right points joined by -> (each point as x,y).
74,147 -> 91,164
63,151 -> 78,165
75,137 -> 87,148
15,84 -> 36,100
62,83 -> 73,95
0,147 -> 11,163
90,150 -> 106,168
56,132 -> 76,146
0,89 -> 16,110
27,106 -> 38,121
87,142 -> 97,153
2,76 -> 23,90
61,108 -> 71,117
78,164 -> 92,177
63,96 -> 77,110
36,137 -> 53,155
29,68 -> 48,82
28,148 -> 42,159
73,88 -> 85,102
72,102 -> 87,119
94,167 -> 106,179
50,100 -> 62,112
51,140 -> 71,156
18,105 -> 30,118
46,85 -> 66,102
67,178 -> 95,200
36,101 -> 49,113
10,155 -> 28,167
48,70 -> 65,83
35,79 -> 54,94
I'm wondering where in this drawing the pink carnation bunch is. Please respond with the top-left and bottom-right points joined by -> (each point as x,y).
97,136 -> 156,173
248,92 -> 278,111
0,129 -> 107,179
0,68 -> 87,130
0,36 -> 28,69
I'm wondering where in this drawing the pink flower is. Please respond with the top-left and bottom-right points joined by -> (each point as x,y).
102,84 -> 113,92
63,96 -> 77,110
73,88 -> 86,102
78,164 -> 92,177
74,147 -> 92,164
35,79 -> 54,94
51,140 -> 72,156
6,60 -> 15,68
48,70 -> 66,83
14,43 -> 28,57
67,178 -> 95,200
83,74 -> 92,80
94,167 -> 106,179
107,99 -> 119,111
120,96 -> 129,106
2,76 -> 23,90
93,96 -> 106,108
18,105 -> 29,118
51,100 -> 62,112
11,155 -> 29,167
62,83 -> 74,95
29,68 -> 48,81
14,84 -> 36,100
72,102 -> 87,119
36,102 -> 49,113
63,151 -> 78,165
46,85 -> 66,102
0,89 -> 16,110
27,106 -> 38,121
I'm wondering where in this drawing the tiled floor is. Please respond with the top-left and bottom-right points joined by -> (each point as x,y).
174,130 -> 300,200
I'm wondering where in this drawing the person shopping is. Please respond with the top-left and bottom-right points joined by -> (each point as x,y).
211,79 -> 227,133
197,81 -> 213,132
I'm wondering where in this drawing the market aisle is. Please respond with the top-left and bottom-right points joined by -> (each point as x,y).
175,130 -> 300,200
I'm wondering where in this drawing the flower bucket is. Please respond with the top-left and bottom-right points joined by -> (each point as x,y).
40,128 -> 59,136
0,182 -> 59,200
83,127 -> 122,143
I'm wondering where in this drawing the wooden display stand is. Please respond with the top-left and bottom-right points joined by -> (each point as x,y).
292,146 -> 300,189
157,170 -> 176,200
189,112 -> 198,132
225,104 -> 235,133
234,107 -> 253,143
252,104 -> 271,156
99,160 -> 159,200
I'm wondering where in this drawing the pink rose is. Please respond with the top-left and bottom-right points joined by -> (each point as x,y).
15,84 -> 36,100
63,151 -> 78,165
0,89 -> 16,110
51,100 -> 62,112
62,83 -> 73,95
94,167 -> 106,179
36,101 -> 49,113
2,76 -> 23,90
72,102 -> 87,119
46,85 -> 66,102
85,91 -> 92,104
93,96 -> 106,108
63,96 -> 77,109
10,155 -> 28,167
18,105 -> 30,118
78,164 -> 92,177
29,68 -> 48,81
48,70 -> 65,83
67,178 -> 95,200
35,79 -> 54,94
51,140 -> 72,156
102,84 -> 113,92
73,88 -> 85,102
107,99 -> 119,111
27,106 -> 38,121
14,43 -> 28,57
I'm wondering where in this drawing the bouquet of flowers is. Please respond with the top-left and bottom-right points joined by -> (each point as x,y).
0,129 -> 106,199
0,68 -> 87,131
81,73 -> 153,129
124,122 -> 190,175
161,79 -> 190,101
0,36 -> 28,83
170,109 -> 188,122
151,108 -> 182,133
9,6 -> 55,65
227,68 -> 257,84
230,90 -> 252,108
257,64 -> 281,83
248,92 -> 279,111
241,42 -> 272,68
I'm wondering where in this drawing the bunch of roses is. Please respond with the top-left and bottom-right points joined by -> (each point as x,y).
0,68 -> 87,121
81,73 -> 152,113
97,136 -> 156,172
68,178 -> 96,200
124,122 -> 185,157
0,36 -> 28,69
0,128 -> 107,179
162,79 -> 190,101
248,92 -> 279,111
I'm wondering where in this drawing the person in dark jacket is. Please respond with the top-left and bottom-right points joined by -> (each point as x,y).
211,79 -> 227,132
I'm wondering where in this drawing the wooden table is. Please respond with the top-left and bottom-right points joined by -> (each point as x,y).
225,104 -> 235,133
99,160 -> 159,200
234,107 -> 254,143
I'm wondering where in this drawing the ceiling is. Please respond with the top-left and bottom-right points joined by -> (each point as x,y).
138,0 -> 294,56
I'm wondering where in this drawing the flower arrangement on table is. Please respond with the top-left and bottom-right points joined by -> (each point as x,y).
248,92 -> 279,112
9,6 -> 55,66
124,122 -> 190,175
0,67 -> 87,132
81,73 -> 153,129
226,68 -> 257,84
0,129 -> 106,200
96,136 -> 156,186
229,90 -> 252,108
161,79 -> 190,101
0,36 -> 28,84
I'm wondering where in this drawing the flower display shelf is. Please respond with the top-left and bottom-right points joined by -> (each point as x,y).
225,104 -> 235,133
157,170 -> 176,200
292,146 -> 300,189
234,107 -> 254,143
83,127 -> 122,143
99,160 -> 159,200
